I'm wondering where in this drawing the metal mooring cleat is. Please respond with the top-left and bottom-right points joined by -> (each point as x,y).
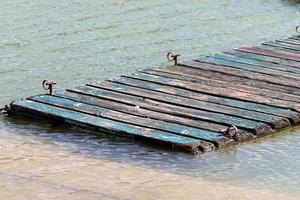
167,52 -> 181,65
42,80 -> 57,95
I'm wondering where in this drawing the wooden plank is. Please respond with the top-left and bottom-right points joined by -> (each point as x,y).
108,74 -> 300,123
144,68 -> 300,103
225,49 -> 300,69
197,56 -> 300,80
237,46 -> 300,62
53,90 -> 251,145
10,99 -> 213,153
155,64 -> 300,95
260,44 -> 300,54
264,41 -> 300,51
122,69 -> 300,112
276,39 -> 300,46
73,84 -> 274,135
110,76 -> 291,127
211,53 -> 300,74
29,94 -> 229,146
182,61 -> 300,90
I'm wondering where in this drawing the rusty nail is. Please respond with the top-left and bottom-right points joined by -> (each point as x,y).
42,80 -> 57,95
167,52 -> 181,65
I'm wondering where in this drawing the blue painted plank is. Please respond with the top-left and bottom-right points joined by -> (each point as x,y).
53,90 -> 235,135
11,99 -> 212,152
29,94 -> 228,144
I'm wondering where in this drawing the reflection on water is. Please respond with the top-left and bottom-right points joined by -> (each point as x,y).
1,0 -> 300,199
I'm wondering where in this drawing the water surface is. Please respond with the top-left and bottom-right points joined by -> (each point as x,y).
1,0 -> 300,199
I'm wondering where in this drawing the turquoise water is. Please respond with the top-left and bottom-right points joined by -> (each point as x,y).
1,0 -> 300,199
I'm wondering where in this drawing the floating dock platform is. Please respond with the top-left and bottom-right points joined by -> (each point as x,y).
4,35 -> 300,154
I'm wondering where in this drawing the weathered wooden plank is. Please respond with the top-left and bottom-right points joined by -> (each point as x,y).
155,64 -> 300,95
260,44 -> 300,55
144,68 -> 300,103
197,56 -> 300,80
226,49 -> 300,69
237,46 -> 300,62
276,39 -> 300,47
10,99 -> 213,153
183,61 -> 300,90
110,75 -> 291,127
122,70 -> 300,112
108,74 -> 300,123
266,40 -> 300,50
288,35 -> 300,41
73,84 -> 274,135
53,90 -> 249,144
29,94 -> 230,146
211,53 -> 300,74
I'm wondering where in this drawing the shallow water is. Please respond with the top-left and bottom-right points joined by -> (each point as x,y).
1,0 -> 300,199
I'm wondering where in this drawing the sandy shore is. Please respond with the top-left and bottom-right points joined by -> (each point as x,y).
0,130 -> 298,200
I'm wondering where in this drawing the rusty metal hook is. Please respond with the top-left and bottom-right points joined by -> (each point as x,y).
167,52 -> 181,65
42,80 -> 57,95
221,125 -> 238,141
296,25 -> 300,34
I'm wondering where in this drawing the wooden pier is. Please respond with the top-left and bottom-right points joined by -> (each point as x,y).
4,35 -> 300,154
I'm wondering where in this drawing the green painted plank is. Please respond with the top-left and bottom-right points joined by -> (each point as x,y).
11,99 -> 212,152
29,94 -> 231,146
53,90 -> 238,139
